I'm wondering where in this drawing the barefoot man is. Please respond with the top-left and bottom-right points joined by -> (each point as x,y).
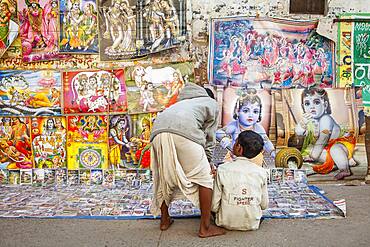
150,82 -> 226,238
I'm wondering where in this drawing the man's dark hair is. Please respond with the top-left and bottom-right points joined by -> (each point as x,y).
237,130 -> 264,159
204,88 -> 215,99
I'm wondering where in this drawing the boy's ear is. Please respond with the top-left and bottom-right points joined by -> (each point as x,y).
234,143 -> 243,156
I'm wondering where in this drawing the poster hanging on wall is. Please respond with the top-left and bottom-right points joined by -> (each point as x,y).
275,88 -> 368,181
125,62 -> 193,114
0,70 -> 62,116
17,0 -> 61,62
66,115 -> 108,169
0,0 -> 19,58
0,117 -> 32,169
209,17 -> 334,89
63,69 -> 127,114
59,0 -> 99,54
30,117 -> 67,169
108,113 -> 154,170
97,0 -> 187,61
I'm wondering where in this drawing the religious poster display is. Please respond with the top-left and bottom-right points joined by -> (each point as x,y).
66,115 -> 108,169
0,0 -> 19,58
30,117 -> 67,168
63,69 -> 127,114
0,70 -> 62,116
125,62 -> 193,114
209,17 -> 334,89
59,0 -> 99,54
275,88 -> 368,181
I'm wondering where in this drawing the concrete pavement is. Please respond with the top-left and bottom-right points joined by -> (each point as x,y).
0,184 -> 369,247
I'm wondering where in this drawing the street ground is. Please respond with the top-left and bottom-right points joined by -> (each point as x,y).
0,183 -> 369,247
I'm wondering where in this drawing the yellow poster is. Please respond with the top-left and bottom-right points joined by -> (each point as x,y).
337,17 -> 353,87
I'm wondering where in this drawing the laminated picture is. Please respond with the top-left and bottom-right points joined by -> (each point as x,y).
0,70 -> 62,116
67,169 -> 79,185
0,117 -> 32,170
0,0 -> 19,58
20,168 -> 32,184
8,169 -> 20,184
31,117 -> 67,169
209,17 -> 334,88
97,0 -> 186,61
32,168 -> 44,185
215,87 -> 276,167
103,169 -> 114,186
125,62 -> 193,114
271,168 -> 283,183
55,168 -> 67,184
17,0 -> 61,62
91,169 -> 103,184
67,115 -> 108,169
79,169 -> 90,185
275,88 -> 368,181
63,69 -> 127,114
59,0 -> 98,53
44,168 -> 55,184
109,113 -> 153,169
0,169 -> 9,184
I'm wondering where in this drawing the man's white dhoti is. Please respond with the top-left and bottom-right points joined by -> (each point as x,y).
150,132 -> 213,216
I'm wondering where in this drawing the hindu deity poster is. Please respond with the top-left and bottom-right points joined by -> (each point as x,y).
0,117 -> 32,169
0,70 -> 62,116
209,17 -> 334,89
108,113 -> 153,170
59,0 -> 99,53
216,86 -> 275,167
0,0 -> 19,58
97,0 -> 187,61
125,62 -> 193,114
17,0 -> 61,62
30,117 -> 67,168
275,88 -> 368,181
63,69 -> 127,114
9,170 -> 20,184
66,115 -> 108,169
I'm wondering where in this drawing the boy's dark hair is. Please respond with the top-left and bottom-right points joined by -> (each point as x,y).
238,130 -> 264,159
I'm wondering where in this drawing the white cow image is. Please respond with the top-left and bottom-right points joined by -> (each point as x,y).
132,66 -> 176,88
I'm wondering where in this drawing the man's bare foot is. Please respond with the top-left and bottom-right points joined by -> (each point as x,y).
198,225 -> 226,238
160,217 -> 174,231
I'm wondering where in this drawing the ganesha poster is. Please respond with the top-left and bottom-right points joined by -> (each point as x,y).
63,69 -> 127,114
97,0 -> 187,61
30,117 -> 67,168
59,0 -> 98,53
0,0 -> 19,58
108,113 -> 153,170
216,86 -> 275,167
209,17 -> 334,89
125,62 -> 193,114
0,70 -> 62,116
275,88 -> 368,181
17,0 -> 61,62
0,117 -> 32,169
66,115 -> 108,169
